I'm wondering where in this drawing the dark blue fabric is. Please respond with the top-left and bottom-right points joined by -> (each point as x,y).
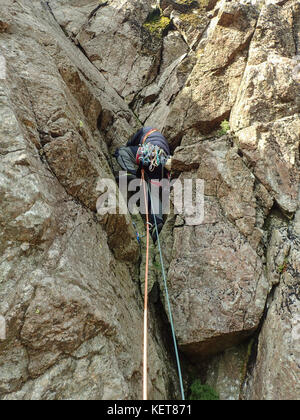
115,130 -> 168,226
128,145 -> 139,157
127,127 -> 170,156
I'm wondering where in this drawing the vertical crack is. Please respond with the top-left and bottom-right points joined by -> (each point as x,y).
292,5 -> 300,55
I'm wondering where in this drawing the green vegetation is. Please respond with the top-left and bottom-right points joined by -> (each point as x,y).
277,257 -> 289,274
189,380 -> 220,400
153,259 -> 162,271
217,119 -> 230,137
143,9 -> 171,37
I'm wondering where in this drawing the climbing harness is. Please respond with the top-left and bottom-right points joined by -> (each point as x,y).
136,128 -> 171,174
141,169 -> 185,401
136,143 -> 169,172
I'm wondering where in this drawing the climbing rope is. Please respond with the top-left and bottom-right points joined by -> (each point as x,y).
148,185 -> 186,401
141,169 -> 150,401
141,169 -> 185,401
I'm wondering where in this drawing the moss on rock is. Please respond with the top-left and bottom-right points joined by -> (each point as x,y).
143,9 -> 171,37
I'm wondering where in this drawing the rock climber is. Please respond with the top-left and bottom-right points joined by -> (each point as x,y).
114,127 -> 172,243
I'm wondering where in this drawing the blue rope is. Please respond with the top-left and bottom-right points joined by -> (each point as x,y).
147,187 -> 185,401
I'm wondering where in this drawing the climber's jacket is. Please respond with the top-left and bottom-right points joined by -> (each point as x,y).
114,128 -> 171,237
114,127 -> 171,180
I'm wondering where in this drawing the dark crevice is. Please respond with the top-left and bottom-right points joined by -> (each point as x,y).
292,4 -> 300,55
191,109 -> 232,136
240,200 -> 296,397
167,108 -> 232,154
240,281 -> 278,399
87,1 -> 108,22
43,0 -> 57,21
263,201 -> 294,235
149,287 -> 189,398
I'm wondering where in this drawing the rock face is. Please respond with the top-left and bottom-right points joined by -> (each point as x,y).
242,218 -> 300,400
231,2 -> 300,214
165,138 -> 270,358
0,0 -> 299,401
164,0 -> 260,145
0,0 -> 178,400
